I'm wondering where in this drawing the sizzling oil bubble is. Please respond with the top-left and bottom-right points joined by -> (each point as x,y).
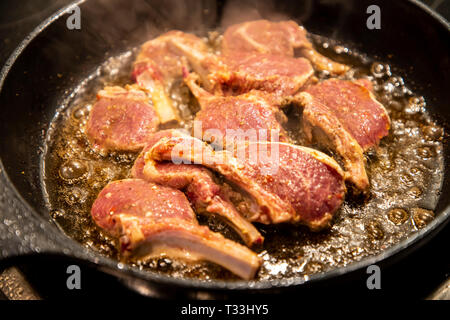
422,125 -> 443,141
399,173 -> 414,187
350,246 -> 365,258
409,167 -> 422,177
407,186 -> 422,199
59,159 -> 89,182
333,45 -> 349,55
370,62 -> 391,79
409,96 -> 426,108
383,76 -> 409,99
378,158 -> 395,171
412,208 -> 435,229
157,258 -> 173,271
365,221 -> 385,240
304,261 -> 324,274
417,146 -> 435,159
388,208 -> 409,225
72,105 -> 90,120
50,209 -> 65,219
405,96 -> 426,114
63,187 -> 89,206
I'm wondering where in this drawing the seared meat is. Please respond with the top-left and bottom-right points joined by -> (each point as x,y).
91,179 -> 261,279
86,85 -> 159,152
293,79 -> 390,190
131,130 -> 187,179
133,31 -> 209,125
304,79 -> 390,151
217,52 -> 314,96
135,31 -> 207,81
149,135 -> 346,230
296,92 -> 368,191
222,20 -> 349,75
171,39 -> 314,97
131,130 -> 263,247
223,20 -> 306,56
184,73 -> 289,148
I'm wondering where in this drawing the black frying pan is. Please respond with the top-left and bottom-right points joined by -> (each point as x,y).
0,0 -> 449,298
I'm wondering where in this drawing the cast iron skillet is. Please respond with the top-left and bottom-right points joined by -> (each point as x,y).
0,0 -> 448,298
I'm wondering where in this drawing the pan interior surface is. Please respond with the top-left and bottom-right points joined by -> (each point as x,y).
0,0 -> 449,289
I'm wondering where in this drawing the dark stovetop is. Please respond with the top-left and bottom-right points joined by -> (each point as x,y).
0,0 -> 449,301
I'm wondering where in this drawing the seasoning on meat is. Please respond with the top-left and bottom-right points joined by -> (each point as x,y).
149,135 -> 346,230
86,85 -> 159,152
171,39 -> 314,97
184,72 -> 289,148
91,179 -> 262,279
294,79 -> 390,190
131,130 -> 264,247
304,79 -> 390,150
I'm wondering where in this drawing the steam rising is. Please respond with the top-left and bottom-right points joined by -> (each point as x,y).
76,0 -> 312,49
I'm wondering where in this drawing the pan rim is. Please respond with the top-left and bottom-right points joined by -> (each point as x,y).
0,0 -> 449,291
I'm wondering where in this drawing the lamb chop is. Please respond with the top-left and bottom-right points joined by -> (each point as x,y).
131,130 -> 264,247
91,179 -> 261,279
303,79 -> 390,151
222,20 -> 349,75
184,72 -> 290,149
170,39 -> 314,97
293,79 -> 391,190
148,135 -> 346,230
133,31 -> 209,125
86,85 -> 159,153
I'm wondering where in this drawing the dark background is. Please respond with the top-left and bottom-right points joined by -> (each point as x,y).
0,0 -> 448,300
